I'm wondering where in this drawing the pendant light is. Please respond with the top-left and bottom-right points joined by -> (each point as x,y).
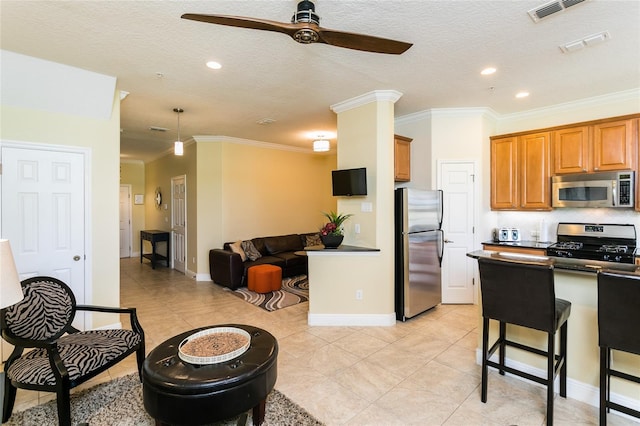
173,107 -> 184,156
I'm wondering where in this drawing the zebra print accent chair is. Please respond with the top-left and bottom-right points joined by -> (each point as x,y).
1,276 -> 145,426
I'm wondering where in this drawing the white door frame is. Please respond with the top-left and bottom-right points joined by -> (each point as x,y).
119,184 -> 132,258
0,139 -> 92,358
171,174 -> 187,274
437,159 -> 479,305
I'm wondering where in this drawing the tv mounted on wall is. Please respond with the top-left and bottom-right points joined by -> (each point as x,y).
332,167 -> 367,196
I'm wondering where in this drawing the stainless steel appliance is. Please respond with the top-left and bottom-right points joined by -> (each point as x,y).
552,171 -> 635,208
394,188 -> 444,321
546,223 -> 636,264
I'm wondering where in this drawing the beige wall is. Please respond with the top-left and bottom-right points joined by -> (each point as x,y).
308,92 -> 399,325
120,161 -> 146,255
144,142 -> 198,274
0,98 -> 121,328
144,139 -> 337,279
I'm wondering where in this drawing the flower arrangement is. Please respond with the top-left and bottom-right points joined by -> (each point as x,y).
320,211 -> 353,236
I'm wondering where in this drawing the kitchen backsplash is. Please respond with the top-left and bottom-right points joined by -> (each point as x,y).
495,209 -> 640,244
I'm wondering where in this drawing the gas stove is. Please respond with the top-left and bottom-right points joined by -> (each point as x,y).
546,223 -> 637,264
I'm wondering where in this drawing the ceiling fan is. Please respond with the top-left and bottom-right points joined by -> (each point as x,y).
182,0 -> 412,55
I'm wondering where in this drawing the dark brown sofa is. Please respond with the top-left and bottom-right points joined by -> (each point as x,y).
209,233 -> 320,290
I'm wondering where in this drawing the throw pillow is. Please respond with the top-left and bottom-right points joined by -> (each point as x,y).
229,241 -> 246,262
304,234 -> 322,247
241,240 -> 262,261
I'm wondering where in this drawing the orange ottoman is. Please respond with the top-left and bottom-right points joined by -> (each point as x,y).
247,265 -> 282,293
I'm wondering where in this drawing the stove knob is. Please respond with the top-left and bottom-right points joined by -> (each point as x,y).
615,255 -> 622,262
603,254 -> 609,261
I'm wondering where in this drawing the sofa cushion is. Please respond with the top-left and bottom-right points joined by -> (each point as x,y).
274,252 -> 307,268
241,240 -> 262,261
303,233 -> 322,247
264,234 -> 303,255
242,256 -> 286,278
229,241 -> 246,261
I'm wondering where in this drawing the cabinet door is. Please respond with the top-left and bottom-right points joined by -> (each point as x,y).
593,119 -> 635,171
553,126 -> 589,174
490,137 -> 518,209
520,132 -> 552,210
394,135 -> 412,181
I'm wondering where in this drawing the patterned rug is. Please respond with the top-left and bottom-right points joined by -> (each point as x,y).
5,373 -> 323,426
224,275 -> 308,312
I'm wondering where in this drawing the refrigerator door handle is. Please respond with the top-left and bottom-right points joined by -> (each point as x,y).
438,229 -> 445,266
437,190 -> 444,229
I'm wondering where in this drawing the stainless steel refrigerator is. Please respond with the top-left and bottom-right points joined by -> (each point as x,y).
394,188 -> 444,321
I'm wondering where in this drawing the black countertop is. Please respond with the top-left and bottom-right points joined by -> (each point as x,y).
300,245 -> 380,253
467,250 -> 639,275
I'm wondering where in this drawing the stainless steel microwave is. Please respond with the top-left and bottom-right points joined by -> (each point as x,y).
552,171 -> 635,208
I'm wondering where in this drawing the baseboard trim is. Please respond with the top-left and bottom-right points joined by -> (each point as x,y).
307,313 -> 396,326
195,272 -> 211,281
475,348 -> 640,420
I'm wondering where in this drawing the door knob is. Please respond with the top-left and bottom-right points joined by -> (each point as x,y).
444,239 -> 454,243
73,255 -> 81,261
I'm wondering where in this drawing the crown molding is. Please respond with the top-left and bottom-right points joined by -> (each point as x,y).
330,90 -> 403,114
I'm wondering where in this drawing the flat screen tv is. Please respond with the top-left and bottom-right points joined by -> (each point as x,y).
332,167 -> 367,196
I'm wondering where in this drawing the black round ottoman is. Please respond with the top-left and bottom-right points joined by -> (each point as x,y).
142,324 -> 278,426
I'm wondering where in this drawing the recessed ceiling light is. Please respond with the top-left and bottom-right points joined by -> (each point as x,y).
206,61 -> 222,70
481,67 -> 497,75
515,91 -> 530,99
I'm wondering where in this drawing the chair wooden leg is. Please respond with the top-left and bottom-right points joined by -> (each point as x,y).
481,317 -> 489,403
136,346 -> 146,380
56,389 -> 72,426
546,331 -> 555,426
599,346 -> 608,426
560,322 -> 568,397
498,321 -> 506,376
2,374 -> 17,423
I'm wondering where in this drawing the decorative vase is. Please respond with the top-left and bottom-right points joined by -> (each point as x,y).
320,234 -> 343,249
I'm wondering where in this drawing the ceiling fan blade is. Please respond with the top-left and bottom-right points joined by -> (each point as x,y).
317,28 -> 412,55
181,14 -> 300,37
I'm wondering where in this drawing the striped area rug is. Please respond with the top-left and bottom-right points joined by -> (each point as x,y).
224,275 -> 308,312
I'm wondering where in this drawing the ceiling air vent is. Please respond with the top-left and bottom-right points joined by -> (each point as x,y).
149,126 -> 168,132
528,0 -> 587,22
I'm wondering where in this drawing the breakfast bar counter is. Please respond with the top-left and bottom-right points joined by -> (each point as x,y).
466,249 -> 640,409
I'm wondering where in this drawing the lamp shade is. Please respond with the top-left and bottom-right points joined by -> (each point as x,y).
0,239 -> 23,309
174,141 -> 184,156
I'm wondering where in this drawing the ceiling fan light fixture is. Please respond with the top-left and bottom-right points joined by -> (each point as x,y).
313,139 -> 330,152
292,0 -> 320,25
173,107 -> 184,156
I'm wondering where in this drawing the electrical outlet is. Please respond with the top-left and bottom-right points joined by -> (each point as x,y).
356,289 -> 363,300
355,223 -> 361,234
192,257 -> 196,264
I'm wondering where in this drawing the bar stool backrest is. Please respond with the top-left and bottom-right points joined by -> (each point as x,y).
597,271 -> 640,356
478,257 -> 556,333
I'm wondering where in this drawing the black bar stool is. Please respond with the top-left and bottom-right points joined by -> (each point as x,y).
478,257 -> 571,426
597,270 -> 640,426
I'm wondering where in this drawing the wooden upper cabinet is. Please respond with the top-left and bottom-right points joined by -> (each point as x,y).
394,135 -> 412,182
520,132 -> 551,209
553,118 -> 636,174
553,126 -> 589,174
491,137 -> 518,209
592,119 -> 636,171
491,133 -> 552,211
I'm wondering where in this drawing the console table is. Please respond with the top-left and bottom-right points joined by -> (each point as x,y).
140,230 -> 170,269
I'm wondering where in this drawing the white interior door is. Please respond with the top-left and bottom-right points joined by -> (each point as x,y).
171,175 -> 186,273
1,144 -> 86,311
119,185 -> 132,258
439,161 -> 476,304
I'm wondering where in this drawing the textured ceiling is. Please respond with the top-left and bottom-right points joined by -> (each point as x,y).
1,0 -> 639,162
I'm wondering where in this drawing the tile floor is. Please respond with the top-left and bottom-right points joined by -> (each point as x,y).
9,257 -> 638,425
